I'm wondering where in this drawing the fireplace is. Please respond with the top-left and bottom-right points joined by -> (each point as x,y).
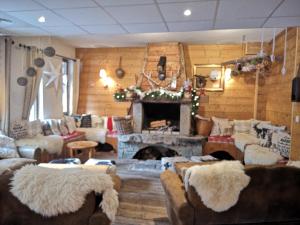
142,102 -> 180,133
133,99 -> 192,136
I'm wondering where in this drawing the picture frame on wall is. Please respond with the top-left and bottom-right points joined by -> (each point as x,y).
193,64 -> 225,92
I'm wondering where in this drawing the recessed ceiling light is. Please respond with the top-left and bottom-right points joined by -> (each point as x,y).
38,16 -> 46,23
184,9 -> 191,16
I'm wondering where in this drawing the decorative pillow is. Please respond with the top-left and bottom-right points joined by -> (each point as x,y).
71,114 -> 82,128
0,134 -> 20,159
65,116 -> 77,133
233,120 -> 251,134
27,120 -> 43,138
211,117 -> 231,136
250,119 -> 271,137
91,115 -> 104,128
271,131 -> 291,158
47,119 -> 61,135
58,120 -> 69,136
219,121 -> 233,136
42,121 -> 54,136
80,114 -> 92,128
256,123 -> 287,148
10,120 -> 29,140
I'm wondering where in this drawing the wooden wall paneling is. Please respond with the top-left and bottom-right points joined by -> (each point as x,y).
290,27 -> 300,160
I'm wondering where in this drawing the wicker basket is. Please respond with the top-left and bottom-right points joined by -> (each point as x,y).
195,116 -> 213,136
113,116 -> 133,135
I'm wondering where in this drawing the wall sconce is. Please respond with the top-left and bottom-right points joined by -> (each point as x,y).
225,68 -> 232,81
99,69 -> 107,79
99,68 -> 115,88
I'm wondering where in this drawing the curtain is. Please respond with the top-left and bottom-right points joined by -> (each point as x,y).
22,47 -> 42,120
69,59 -> 80,115
0,37 -> 12,135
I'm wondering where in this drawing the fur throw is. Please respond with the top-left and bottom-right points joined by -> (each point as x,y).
185,161 -> 250,212
15,134 -> 63,154
10,165 -> 118,221
76,128 -> 107,143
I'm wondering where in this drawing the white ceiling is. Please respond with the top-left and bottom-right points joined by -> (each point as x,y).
0,0 -> 299,47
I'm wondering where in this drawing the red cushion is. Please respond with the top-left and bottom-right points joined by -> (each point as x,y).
208,136 -> 234,144
62,131 -> 85,141
107,117 -> 113,132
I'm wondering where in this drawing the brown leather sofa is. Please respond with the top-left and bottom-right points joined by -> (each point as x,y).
160,163 -> 300,225
0,172 -> 121,225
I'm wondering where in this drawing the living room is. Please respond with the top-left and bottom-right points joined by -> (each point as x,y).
1,0 -> 300,225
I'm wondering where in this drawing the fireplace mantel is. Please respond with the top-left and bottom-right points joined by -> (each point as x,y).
133,98 -> 192,104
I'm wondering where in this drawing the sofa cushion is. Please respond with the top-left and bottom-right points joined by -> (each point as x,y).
62,131 -> 85,142
211,117 -> 231,136
27,120 -> 43,138
91,115 -> 104,128
249,119 -> 271,137
232,133 -> 260,152
0,134 -> 20,159
80,114 -> 92,128
58,120 -> 69,136
64,116 -> 77,133
233,119 -> 251,134
46,119 -> 61,135
41,121 -> 54,136
271,131 -> 291,158
244,145 -> 283,165
10,120 -> 29,140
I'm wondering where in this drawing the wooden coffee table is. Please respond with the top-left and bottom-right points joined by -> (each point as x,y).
67,141 -> 98,159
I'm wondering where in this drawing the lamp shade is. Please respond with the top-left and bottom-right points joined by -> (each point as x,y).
99,69 -> 107,78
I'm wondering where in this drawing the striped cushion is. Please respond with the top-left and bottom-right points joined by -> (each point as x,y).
208,136 -> 235,144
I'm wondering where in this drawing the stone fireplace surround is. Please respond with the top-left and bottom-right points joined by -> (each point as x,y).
118,99 -> 204,159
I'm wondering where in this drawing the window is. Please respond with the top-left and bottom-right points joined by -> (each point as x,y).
28,77 -> 44,121
29,58 -> 70,120
62,60 -> 69,115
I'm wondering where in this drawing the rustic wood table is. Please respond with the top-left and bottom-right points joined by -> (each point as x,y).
67,141 -> 98,159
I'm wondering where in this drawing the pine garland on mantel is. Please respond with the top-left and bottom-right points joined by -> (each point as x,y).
114,87 -> 200,116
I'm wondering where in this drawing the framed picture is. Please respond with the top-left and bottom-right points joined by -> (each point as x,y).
193,64 -> 225,92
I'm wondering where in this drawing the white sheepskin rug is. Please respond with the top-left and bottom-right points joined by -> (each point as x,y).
10,165 -> 119,221
15,134 -> 64,154
184,161 -> 250,212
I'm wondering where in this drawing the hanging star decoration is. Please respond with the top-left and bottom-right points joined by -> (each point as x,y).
43,59 -> 62,92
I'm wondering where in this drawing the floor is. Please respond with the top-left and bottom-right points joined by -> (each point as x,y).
95,151 -> 170,225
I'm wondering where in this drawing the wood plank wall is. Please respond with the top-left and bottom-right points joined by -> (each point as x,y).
141,42 -> 185,90
259,28 -> 297,130
77,43 -> 264,119
186,44 -> 261,120
76,47 -> 145,116
290,27 -> 300,160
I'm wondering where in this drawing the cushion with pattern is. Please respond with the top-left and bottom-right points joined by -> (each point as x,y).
0,134 -> 20,159
42,121 -> 54,136
80,114 -> 92,128
10,120 -> 29,140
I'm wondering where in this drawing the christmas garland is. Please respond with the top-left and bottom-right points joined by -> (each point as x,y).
114,87 -> 199,116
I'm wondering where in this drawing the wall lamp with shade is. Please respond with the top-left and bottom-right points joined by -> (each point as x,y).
99,68 -> 115,88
